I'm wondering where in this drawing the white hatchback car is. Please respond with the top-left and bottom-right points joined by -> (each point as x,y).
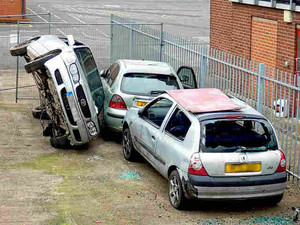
100,60 -> 197,133
122,88 -> 287,209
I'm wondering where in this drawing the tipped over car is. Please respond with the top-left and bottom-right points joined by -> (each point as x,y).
10,35 -> 105,148
122,88 -> 287,209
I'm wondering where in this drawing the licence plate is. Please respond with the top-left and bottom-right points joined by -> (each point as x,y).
225,163 -> 261,173
136,101 -> 148,107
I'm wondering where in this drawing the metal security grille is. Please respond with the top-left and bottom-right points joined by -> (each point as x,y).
111,15 -> 300,184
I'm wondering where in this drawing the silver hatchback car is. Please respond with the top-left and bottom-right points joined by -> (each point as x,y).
100,60 -> 197,133
10,35 -> 105,148
122,88 -> 287,209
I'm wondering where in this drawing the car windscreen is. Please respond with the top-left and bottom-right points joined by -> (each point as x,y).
200,118 -> 278,152
121,73 -> 179,96
74,47 -> 104,110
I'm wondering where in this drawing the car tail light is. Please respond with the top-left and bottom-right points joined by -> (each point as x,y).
275,150 -> 286,173
188,153 -> 208,176
109,94 -> 127,109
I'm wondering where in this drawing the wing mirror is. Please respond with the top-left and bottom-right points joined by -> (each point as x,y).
99,70 -> 106,78
138,108 -> 144,117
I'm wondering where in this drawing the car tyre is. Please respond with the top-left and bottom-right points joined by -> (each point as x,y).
25,49 -> 62,73
50,135 -> 69,149
169,170 -> 187,209
122,127 -> 137,161
10,36 -> 40,56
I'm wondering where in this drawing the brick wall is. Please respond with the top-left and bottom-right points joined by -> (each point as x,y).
210,0 -> 300,74
0,0 -> 26,22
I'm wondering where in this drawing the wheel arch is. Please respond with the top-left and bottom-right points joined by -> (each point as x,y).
168,165 -> 178,178
123,121 -> 129,131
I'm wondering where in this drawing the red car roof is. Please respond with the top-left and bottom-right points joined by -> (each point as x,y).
166,89 -> 243,113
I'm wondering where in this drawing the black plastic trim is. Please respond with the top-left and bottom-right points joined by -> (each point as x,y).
107,112 -> 124,119
188,171 -> 287,187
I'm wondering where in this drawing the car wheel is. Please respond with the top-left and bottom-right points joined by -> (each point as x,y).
24,49 -> 62,73
169,170 -> 187,209
10,41 -> 30,56
50,135 -> 69,149
266,194 -> 284,206
32,105 -> 50,120
10,36 -> 40,56
122,127 -> 136,161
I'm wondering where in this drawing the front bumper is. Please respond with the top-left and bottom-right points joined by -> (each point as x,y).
185,172 -> 287,200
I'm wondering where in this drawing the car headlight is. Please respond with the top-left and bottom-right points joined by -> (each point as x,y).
86,121 -> 97,137
69,63 -> 80,84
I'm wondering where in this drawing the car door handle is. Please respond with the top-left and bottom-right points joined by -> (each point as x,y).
151,136 -> 155,141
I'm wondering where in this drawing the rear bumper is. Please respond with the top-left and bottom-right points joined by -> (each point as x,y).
184,172 -> 287,200
104,108 -> 127,132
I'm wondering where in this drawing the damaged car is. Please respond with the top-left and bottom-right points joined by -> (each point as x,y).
122,88 -> 287,209
10,35 -> 105,148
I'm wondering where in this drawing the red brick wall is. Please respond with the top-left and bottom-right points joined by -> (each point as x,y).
210,0 -> 300,74
0,0 -> 26,22
251,17 -> 278,68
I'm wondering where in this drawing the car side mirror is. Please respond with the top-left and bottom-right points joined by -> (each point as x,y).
100,70 -> 106,78
138,108 -> 144,117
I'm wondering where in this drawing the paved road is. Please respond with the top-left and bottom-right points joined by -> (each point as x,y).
26,0 -> 210,43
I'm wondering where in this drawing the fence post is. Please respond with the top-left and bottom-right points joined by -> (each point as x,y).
159,23 -> 164,62
48,12 -> 51,34
257,63 -> 265,113
15,21 -> 20,103
199,45 -> 207,88
110,14 -> 114,64
129,20 -> 134,59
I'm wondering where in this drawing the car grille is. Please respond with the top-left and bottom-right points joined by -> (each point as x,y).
76,85 -> 91,118
61,88 -> 76,126
73,130 -> 82,142
55,69 -> 63,85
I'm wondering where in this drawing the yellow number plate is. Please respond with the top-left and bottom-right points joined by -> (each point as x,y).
225,163 -> 261,173
137,101 -> 148,107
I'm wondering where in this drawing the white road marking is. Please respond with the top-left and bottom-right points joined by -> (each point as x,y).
54,14 -> 61,20
38,5 -> 48,13
68,13 -> 86,24
27,7 -> 67,36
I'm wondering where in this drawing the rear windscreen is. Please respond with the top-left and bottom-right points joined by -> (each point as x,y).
201,119 -> 278,152
121,73 -> 179,96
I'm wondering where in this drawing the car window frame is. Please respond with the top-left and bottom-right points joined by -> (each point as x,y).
163,106 -> 192,142
141,97 -> 174,130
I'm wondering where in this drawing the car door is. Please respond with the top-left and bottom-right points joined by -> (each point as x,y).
155,107 -> 193,176
137,98 -> 174,165
101,63 -> 120,108
177,66 -> 197,89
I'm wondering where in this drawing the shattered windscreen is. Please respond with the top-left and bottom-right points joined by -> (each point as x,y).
200,119 -> 278,152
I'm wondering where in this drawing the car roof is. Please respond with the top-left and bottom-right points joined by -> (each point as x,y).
166,89 -> 243,113
119,60 -> 175,75
165,88 -> 264,119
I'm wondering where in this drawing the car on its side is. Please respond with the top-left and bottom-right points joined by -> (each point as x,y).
10,35 -> 105,148
122,88 -> 287,209
100,60 -> 197,133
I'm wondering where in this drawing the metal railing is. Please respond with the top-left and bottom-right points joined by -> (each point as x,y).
110,15 -> 300,184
